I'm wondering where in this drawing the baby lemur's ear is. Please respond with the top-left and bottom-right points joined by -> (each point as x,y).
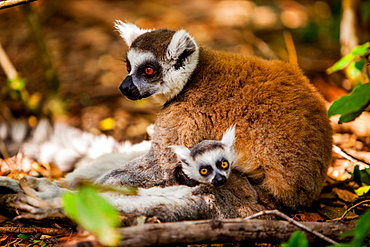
170,145 -> 191,165
221,125 -> 236,148
115,21 -> 151,47
166,30 -> 198,65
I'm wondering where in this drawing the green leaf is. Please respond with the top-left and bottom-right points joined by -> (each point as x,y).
355,186 -> 370,196
339,210 -> 370,247
327,54 -> 354,74
347,60 -> 366,79
353,165 -> 363,186
328,83 -> 370,123
62,185 -> 120,246
360,168 -> 370,185
351,42 -> 370,56
350,166 -> 370,186
281,231 -> 309,247
326,42 -> 369,75
17,234 -> 30,240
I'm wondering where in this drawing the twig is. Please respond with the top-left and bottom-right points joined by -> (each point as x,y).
339,199 -> 370,220
0,0 -> 37,10
332,144 -> 370,167
245,209 -> 339,245
0,42 -> 17,80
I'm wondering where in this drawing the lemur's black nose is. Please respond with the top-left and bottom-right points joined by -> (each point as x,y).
212,174 -> 226,187
119,76 -> 139,99
119,76 -> 153,100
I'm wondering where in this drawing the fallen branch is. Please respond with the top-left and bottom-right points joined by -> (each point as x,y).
0,0 -> 37,10
245,210 -> 338,245
117,218 -> 356,247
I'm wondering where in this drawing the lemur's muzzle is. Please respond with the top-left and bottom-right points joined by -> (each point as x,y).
212,173 -> 227,187
119,76 -> 142,100
119,76 -> 151,100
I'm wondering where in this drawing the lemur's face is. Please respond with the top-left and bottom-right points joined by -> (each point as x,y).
121,48 -> 163,100
115,22 -> 199,102
171,126 -> 237,187
186,144 -> 234,187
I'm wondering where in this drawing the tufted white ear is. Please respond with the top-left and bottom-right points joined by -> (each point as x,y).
115,21 -> 152,47
166,30 -> 198,61
170,145 -> 191,164
221,125 -> 236,148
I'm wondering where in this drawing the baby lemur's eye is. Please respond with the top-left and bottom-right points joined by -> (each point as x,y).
199,166 -> 212,176
200,168 -> 208,176
221,161 -> 229,169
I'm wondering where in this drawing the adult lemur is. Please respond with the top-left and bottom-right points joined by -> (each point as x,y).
97,21 -> 332,218
0,22 -> 332,222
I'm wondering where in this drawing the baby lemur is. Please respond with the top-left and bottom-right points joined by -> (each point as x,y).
171,125 -> 236,187
97,22 -> 332,217
0,22 -> 332,222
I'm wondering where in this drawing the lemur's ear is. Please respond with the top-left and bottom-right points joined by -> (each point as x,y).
115,21 -> 151,47
166,30 -> 198,64
221,125 -> 236,148
170,145 -> 191,164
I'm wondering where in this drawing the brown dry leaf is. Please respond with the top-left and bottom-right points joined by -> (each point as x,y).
292,212 -> 326,222
318,205 -> 347,219
333,188 -> 358,202
0,153 -> 64,180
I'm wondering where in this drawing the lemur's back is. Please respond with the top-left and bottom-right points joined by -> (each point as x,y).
155,47 -> 332,210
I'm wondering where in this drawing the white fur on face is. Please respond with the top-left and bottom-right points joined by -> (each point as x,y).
126,48 -> 199,102
172,126 -> 237,184
182,147 -> 235,184
159,50 -> 199,102
159,30 -> 199,102
126,49 -> 160,94
127,49 -> 156,76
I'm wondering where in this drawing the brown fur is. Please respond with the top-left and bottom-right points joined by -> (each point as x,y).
100,44 -> 332,217
150,47 -> 332,208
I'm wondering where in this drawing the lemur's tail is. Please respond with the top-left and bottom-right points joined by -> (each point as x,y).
0,119 -> 151,173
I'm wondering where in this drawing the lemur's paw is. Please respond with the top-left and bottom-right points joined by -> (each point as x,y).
0,176 -> 23,193
0,176 -> 64,219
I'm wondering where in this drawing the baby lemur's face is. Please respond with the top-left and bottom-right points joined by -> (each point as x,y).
171,126 -> 236,187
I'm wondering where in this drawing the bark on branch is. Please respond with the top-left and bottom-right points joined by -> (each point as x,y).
0,0 -> 37,10
0,226 -> 71,235
118,218 -> 357,247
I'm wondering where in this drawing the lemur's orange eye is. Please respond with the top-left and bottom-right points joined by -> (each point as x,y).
145,67 -> 154,76
126,63 -> 131,72
221,161 -> 229,169
200,168 -> 208,175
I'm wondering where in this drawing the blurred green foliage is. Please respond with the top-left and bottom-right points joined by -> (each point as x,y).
62,184 -> 121,246
327,42 -> 370,124
281,231 -> 309,247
